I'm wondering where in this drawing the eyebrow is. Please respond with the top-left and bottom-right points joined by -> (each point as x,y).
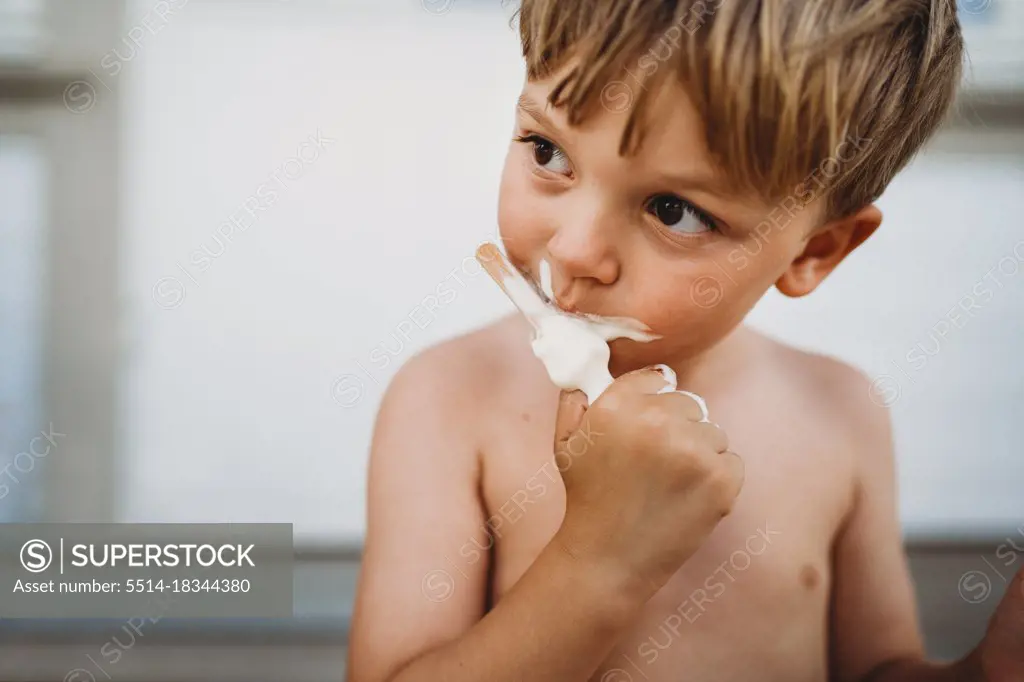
653,168 -> 730,199
517,93 -> 560,132
517,92 -> 731,201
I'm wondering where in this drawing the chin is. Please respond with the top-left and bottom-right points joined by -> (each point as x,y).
607,338 -> 669,376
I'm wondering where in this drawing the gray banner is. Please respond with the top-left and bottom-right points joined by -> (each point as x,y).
0,523 -> 293,618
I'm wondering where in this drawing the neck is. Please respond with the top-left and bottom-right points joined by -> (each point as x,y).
610,324 -> 760,402
673,325 -> 761,400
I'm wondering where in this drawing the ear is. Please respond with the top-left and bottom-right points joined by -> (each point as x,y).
775,204 -> 882,298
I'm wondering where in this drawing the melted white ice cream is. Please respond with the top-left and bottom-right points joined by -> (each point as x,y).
499,259 -> 659,403
483,248 -> 708,417
531,313 -> 642,403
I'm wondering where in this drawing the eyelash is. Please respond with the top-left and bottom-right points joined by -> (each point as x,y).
513,133 -> 569,174
646,195 -> 719,234
513,131 -> 720,235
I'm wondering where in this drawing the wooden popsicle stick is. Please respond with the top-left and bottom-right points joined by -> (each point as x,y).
475,242 -> 551,328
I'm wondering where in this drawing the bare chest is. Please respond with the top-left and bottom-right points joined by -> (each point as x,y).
479,388 -> 855,682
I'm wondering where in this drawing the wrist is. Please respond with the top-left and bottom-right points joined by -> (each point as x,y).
547,528 -> 657,618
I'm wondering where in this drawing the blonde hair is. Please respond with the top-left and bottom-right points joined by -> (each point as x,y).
515,0 -> 965,221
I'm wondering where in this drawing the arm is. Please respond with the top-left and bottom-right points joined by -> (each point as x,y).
829,389 -> 980,682
346,347 -> 648,682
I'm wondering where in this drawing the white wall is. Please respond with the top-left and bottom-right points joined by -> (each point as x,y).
117,0 -> 1024,543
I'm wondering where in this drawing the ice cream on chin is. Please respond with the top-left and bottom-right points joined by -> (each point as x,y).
530,311 -> 656,403
527,307 -> 711,423
479,246 -> 661,404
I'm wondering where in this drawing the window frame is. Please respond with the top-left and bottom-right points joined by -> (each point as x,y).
0,0 -> 124,523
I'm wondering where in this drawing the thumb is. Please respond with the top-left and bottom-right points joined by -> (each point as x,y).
554,389 -> 588,450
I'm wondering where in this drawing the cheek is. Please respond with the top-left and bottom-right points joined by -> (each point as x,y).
607,255 -> 776,372
497,151 -> 548,258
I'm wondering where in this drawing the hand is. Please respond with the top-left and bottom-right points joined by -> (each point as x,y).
550,367 -> 744,600
975,567 -> 1024,682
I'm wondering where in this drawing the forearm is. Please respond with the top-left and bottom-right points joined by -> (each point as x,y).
388,536 -> 650,682
861,651 -> 985,682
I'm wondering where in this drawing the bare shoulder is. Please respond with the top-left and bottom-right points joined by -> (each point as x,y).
753,330 -> 893,455
378,313 -> 539,444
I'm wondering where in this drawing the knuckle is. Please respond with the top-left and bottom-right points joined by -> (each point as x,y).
709,425 -> 729,452
638,404 -> 671,431
672,423 -> 705,455
671,432 -> 698,455
707,469 -> 737,506
669,448 -> 707,482
596,391 -> 624,413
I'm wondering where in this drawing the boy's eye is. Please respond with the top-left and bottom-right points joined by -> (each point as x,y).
645,194 -> 716,234
515,134 -> 571,175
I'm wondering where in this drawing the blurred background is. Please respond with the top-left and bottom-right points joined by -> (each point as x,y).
0,0 -> 1021,679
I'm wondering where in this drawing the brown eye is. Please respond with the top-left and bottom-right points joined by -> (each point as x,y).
648,195 -> 684,226
514,134 -> 571,175
644,194 -> 716,234
533,138 -> 555,166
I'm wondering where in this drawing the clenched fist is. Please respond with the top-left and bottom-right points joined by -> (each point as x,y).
550,366 -> 744,600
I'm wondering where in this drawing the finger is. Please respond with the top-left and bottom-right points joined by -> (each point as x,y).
651,389 -> 707,423
607,366 -> 676,397
669,390 -> 710,422
691,421 -> 729,453
720,450 -> 745,502
554,389 -> 588,448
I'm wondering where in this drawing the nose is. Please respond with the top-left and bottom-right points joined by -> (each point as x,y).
545,209 -> 620,308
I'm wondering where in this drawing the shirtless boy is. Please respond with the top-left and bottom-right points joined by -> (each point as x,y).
348,1 -> 1024,680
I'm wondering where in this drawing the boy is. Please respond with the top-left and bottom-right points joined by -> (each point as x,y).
348,1 -> 1024,680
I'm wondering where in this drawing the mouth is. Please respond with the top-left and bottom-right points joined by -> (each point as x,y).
518,256 -> 647,328
513,259 -> 660,341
